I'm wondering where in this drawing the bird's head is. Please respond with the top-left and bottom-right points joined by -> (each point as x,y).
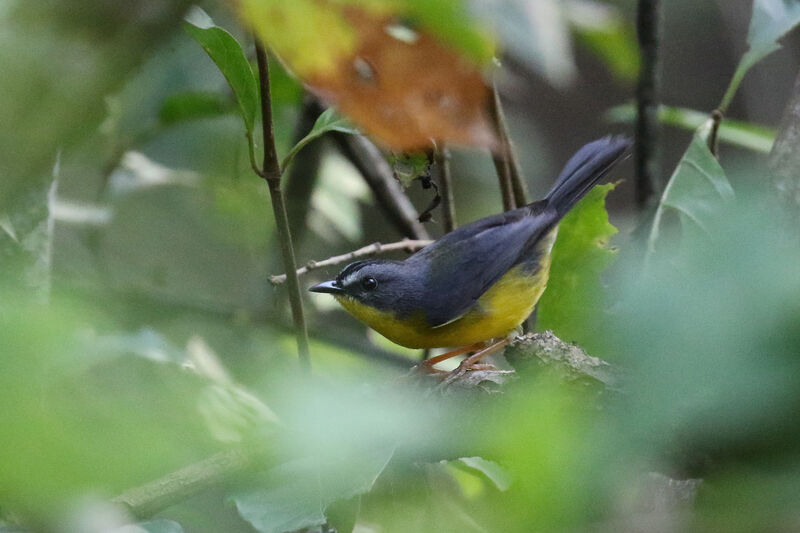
309,259 -> 411,313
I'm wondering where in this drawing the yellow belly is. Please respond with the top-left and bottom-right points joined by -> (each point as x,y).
335,261 -> 551,349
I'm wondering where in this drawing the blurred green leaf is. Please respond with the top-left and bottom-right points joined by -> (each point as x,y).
569,1 -> 640,82
646,121 -> 734,261
458,457 -> 512,492
184,19 -> 258,135
0,294 -> 216,522
537,184 -> 617,351
607,104 -> 776,153
231,447 -> 394,533
132,520 -> 185,533
0,0 -> 193,210
281,108 -> 359,170
158,91 -> 233,125
721,0 -> 800,110
401,0 -> 495,64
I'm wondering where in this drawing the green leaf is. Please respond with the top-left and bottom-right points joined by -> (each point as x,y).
537,184 -> 617,351
231,447 -> 393,533
606,104 -> 776,153
570,2 -> 640,82
720,0 -> 800,110
389,152 -> 431,189
458,457 -> 512,491
646,120 -> 735,261
133,520 -> 184,533
184,19 -> 258,135
281,108 -> 359,170
158,91 -> 232,126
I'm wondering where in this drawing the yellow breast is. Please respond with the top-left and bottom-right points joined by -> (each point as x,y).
335,260 -> 552,349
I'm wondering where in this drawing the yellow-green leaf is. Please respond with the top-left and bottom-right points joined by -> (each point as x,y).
537,184 -> 617,351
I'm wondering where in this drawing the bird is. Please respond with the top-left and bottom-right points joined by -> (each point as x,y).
310,137 -> 630,369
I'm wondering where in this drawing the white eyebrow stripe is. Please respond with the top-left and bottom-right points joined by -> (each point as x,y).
342,271 -> 360,287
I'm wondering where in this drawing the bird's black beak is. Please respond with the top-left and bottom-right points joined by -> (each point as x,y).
309,280 -> 344,294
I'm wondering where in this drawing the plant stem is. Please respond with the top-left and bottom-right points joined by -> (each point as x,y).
435,145 -> 457,233
635,0 -> 662,207
255,41 -> 311,370
488,86 -> 523,210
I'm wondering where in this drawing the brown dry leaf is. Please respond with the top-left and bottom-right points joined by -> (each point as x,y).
240,0 -> 497,151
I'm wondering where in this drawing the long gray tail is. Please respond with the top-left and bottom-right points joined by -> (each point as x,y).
544,136 -> 631,216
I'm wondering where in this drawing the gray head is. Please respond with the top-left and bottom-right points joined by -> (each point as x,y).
308,259 -> 420,314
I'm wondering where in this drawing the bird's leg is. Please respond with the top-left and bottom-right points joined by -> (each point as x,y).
417,343 -> 484,373
442,338 -> 510,383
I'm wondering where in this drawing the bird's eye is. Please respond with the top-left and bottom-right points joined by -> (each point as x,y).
361,276 -> 378,291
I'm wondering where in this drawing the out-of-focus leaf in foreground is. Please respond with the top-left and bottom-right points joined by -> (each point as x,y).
232,447 -> 393,533
0,293 -> 216,523
537,184 -> 617,351
239,0 -> 496,150
606,194 -> 800,468
0,0 -> 193,210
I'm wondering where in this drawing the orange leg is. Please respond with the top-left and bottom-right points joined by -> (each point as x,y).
412,343 -> 484,374
441,338 -> 510,383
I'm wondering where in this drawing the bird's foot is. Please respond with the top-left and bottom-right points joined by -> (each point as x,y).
440,338 -> 510,386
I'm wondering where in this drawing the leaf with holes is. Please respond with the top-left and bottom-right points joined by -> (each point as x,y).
537,184 -> 617,352
239,0 -> 496,151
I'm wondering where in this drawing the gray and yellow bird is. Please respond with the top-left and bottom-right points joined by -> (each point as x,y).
311,137 -> 630,361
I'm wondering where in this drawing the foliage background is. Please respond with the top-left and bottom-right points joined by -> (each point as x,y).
1,1 -> 800,532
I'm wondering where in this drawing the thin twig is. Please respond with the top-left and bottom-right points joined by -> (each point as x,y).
435,145 -> 457,233
255,41 -> 311,370
635,0 -> 662,207
491,84 -> 528,206
332,132 -> 430,239
270,239 -> 432,285
488,86 -> 520,211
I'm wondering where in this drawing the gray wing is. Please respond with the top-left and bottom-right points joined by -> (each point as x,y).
406,205 -> 557,327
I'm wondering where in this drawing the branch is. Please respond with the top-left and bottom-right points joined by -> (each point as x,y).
113,448 -> 267,519
270,239 -> 432,285
505,331 -> 621,392
332,132 -> 430,240
488,86 -> 519,211
254,41 -> 311,370
634,0 -> 662,206
769,69 -> 800,208
435,145 -> 457,233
